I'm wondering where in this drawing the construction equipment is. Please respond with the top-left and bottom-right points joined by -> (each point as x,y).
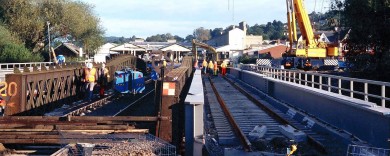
50,47 -> 58,64
192,39 -> 218,67
285,0 -> 339,69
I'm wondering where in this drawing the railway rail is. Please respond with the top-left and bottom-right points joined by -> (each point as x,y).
48,78 -> 155,117
204,75 -> 352,155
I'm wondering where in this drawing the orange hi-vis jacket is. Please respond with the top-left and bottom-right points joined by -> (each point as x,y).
85,68 -> 97,82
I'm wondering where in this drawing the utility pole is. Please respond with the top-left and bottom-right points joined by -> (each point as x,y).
47,21 -> 51,63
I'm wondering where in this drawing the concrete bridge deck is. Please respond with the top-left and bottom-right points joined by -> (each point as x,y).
185,67 -> 390,155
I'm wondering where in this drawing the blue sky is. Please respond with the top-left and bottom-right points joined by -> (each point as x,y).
79,0 -> 331,38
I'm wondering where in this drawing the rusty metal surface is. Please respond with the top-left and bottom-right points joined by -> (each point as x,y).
157,56 -> 193,142
0,116 -> 150,144
208,76 -> 253,152
3,55 -> 137,116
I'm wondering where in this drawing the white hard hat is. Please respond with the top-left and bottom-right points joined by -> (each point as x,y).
87,62 -> 93,69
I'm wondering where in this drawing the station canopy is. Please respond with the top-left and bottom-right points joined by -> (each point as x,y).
111,43 -> 146,52
160,44 -> 190,52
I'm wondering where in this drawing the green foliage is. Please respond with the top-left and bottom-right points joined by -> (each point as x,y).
146,33 -> 174,42
193,27 -> 211,42
308,10 -> 342,31
0,0 -> 43,49
0,43 -> 43,63
174,35 -> 184,42
210,28 -> 224,38
0,0 -> 105,55
0,23 -> 43,63
247,20 -> 286,40
335,0 -> 390,80
105,36 -> 135,44
185,35 -> 195,42
0,24 -> 21,46
238,55 -> 257,64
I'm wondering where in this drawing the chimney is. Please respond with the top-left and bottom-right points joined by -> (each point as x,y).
239,21 -> 247,33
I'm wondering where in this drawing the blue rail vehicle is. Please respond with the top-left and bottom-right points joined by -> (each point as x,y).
114,69 -> 145,94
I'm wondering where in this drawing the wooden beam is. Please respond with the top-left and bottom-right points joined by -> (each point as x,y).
0,116 -> 161,122
0,139 -> 60,144
55,125 -> 135,130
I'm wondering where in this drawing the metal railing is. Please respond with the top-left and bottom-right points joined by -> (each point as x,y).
0,62 -> 54,70
3,55 -> 137,115
346,144 -> 390,156
238,64 -> 390,108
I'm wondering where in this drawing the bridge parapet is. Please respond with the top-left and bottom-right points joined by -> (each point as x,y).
0,62 -> 54,71
2,55 -> 137,115
230,66 -> 390,148
238,64 -> 390,108
157,56 -> 194,144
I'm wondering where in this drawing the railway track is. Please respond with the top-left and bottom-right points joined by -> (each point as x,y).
204,75 -> 347,155
49,79 -> 156,117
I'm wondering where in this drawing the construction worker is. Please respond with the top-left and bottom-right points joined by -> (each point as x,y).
84,62 -> 97,101
0,97 -> 5,116
98,63 -> 110,98
202,60 -> 208,74
57,55 -> 65,65
221,61 -> 227,76
208,60 -> 214,75
287,144 -> 297,156
213,61 -> 218,76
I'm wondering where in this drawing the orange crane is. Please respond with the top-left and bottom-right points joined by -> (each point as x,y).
285,0 -> 339,69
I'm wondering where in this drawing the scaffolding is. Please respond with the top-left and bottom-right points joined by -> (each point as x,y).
346,144 -> 390,156
58,132 -> 176,156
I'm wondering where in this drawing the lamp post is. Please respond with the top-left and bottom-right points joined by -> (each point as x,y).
47,21 -> 51,63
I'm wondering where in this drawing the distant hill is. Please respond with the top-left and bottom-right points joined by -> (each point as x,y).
104,36 -> 133,44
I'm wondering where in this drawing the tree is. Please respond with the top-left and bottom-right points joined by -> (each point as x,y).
130,35 -> 137,41
210,28 -> 223,38
0,0 -> 105,55
0,23 -> 44,63
174,35 -> 184,42
0,43 -> 43,63
308,11 -> 342,31
146,33 -> 176,42
247,21 -> 286,40
248,24 -> 265,36
335,0 -> 390,80
193,27 -> 211,42
0,24 -> 22,46
0,0 -> 44,51
185,35 -> 195,42
269,20 -> 285,40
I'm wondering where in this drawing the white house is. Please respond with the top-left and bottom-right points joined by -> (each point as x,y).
93,43 -> 118,63
206,21 -> 263,63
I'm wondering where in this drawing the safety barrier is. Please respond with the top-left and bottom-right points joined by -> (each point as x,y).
0,62 -> 54,71
238,64 -> 390,108
2,55 -> 137,115
230,66 -> 390,148
346,144 -> 389,156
